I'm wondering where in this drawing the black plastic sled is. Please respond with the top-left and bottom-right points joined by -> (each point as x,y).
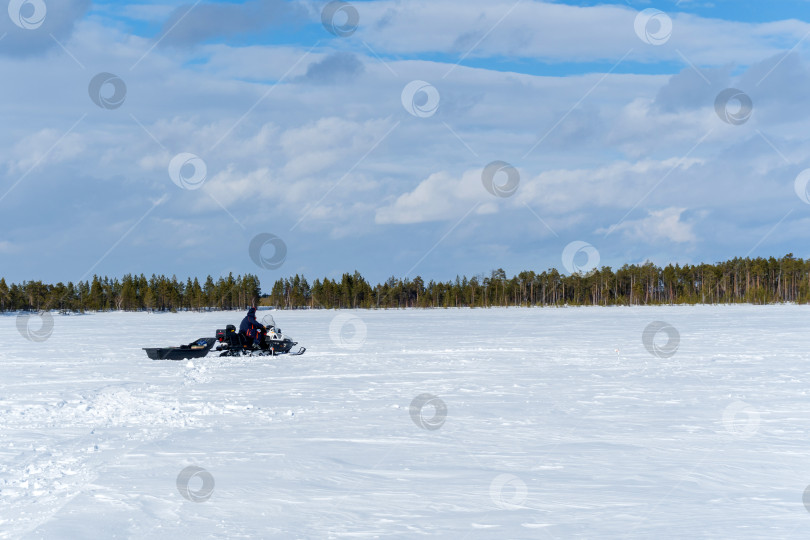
143,337 -> 216,361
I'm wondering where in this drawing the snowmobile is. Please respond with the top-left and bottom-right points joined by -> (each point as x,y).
214,315 -> 305,357
143,315 -> 304,360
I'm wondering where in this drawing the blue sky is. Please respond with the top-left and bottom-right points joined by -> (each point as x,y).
2,0 -> 810,287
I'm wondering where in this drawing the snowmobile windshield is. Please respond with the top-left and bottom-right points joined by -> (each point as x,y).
262,315 -> 275,328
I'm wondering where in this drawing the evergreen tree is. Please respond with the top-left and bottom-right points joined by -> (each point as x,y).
0,278 -> 8,311
89,276 -> 103,311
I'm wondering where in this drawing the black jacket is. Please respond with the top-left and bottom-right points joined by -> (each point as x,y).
239,308 -> 264,334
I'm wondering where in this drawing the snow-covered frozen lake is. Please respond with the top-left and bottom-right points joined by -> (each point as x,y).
2,305 -> 810,538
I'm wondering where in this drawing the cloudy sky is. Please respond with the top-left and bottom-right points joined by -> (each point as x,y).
2,0 -> 810,286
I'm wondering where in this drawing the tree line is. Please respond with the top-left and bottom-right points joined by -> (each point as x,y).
264,254 -> 810,308
0,273 -> 261,312
3,254 -> 810,312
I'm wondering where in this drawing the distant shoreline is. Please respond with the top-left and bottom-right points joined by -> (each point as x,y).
4,302 -> 808,316
2,254 -> 807,310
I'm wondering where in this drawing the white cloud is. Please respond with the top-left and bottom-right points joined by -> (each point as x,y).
597,207 -> 698,244
377,157 -> 705,226
7,129 -> 86,174
376,169 -> 485,224
201,166 -> 274,210
280,117 -> 392,179
352,0 -> 810,66
521,157 -> 705,214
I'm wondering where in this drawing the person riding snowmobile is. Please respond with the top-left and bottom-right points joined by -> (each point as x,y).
239,306 -> 266,347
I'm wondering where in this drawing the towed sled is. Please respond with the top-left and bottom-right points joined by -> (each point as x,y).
143,337 -> 215,361
143,315 -> 304,360
215,315 -> 305,357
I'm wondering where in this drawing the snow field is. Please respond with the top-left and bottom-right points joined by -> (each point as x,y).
2,305 -> 810,538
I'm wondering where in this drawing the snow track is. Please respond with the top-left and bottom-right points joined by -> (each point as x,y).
0,382 -> 196,536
